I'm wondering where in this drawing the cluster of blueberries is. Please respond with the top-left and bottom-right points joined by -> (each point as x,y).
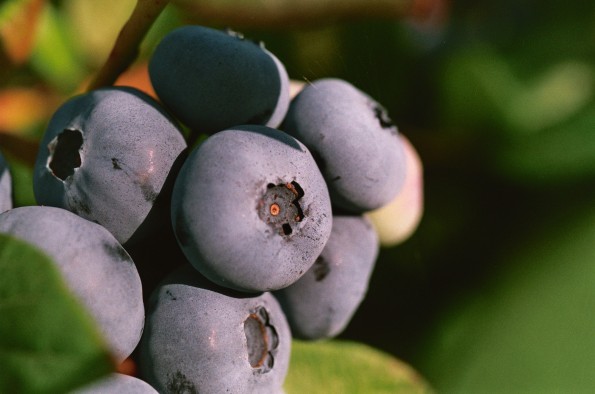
0,25 -> 407,393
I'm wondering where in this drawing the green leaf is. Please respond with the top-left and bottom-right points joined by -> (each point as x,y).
495,105 -> 595,184
504,61 -> 593,133
440,45 -> 594,137
0,233 -> 114,394
0,0 -> 24,25
6,158 -> 35,208
284,340 -> 433,394
29,3 -> 87,93
417,205 -> 595,393
63,0 -> 136,68
439,45 -> 522,132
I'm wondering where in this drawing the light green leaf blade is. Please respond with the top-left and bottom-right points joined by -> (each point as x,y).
0,233 -> 114,394
285,339 -> 433,394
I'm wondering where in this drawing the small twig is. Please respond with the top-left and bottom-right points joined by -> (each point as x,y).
87,0 -> 170,92
172,0 -> 414,29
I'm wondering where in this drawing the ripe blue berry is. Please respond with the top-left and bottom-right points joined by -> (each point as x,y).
33,86 -> 187,245
139,264 -> 291,394
275,215 -> 379,339
149,25 -> 290,134
72,374 -> 158,394
0,206 -> 145,362
0,150 -> 12,213
283,78 -> 407,212
171,125 -> 333,293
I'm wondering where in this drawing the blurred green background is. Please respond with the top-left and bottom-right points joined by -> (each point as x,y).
2,0 -> 595,392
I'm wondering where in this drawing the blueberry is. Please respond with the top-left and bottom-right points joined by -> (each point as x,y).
368,134 -> 424,246
171,125 -> 333,292
72,374 -> 158,394
149,25 -> 290,134
282,78 -> 407,212
33,86 -> 187,245
138,264 -> 291,394
275,215 -> 379,340
0,150 -> 12,213
0,206 -> 144,363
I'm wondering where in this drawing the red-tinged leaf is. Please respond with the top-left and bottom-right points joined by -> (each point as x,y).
0,0 -> 46,64
0,87 -> 58,132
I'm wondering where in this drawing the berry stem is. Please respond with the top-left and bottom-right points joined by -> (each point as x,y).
86,0 -> 170,92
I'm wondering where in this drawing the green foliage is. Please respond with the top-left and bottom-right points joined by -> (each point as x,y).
285,340 -> 433,394
29,3 -> 87,93
416,204 -> 595,393
0,233 -> 114,394
495,105 -> 595,183
8,159 -> 35,207
3,0 -> 595,392
437,2 -> 595,185
0,0 -> 25,25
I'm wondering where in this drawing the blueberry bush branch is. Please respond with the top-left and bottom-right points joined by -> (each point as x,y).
87,0 -> 169,91
172,0 -> 414,28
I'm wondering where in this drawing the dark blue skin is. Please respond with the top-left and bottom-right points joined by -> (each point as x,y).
33,86 -> 187,246
275,214 -> 379,340
139,264 -> 291,394
171,125 -> 333,293
0,150 -> 11,213
283,78 -> 407,213
0,206 -> 145,363
149,25 -> 289,134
